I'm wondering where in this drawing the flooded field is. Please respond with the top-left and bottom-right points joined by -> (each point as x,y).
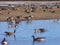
0,20 -> 60,45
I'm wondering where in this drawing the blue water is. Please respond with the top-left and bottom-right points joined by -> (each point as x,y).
0,20 -> 60,45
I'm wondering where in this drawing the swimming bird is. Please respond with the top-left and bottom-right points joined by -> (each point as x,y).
53,19 -> 59,23
32,35 -> 45,42
8,22 -> 15,28
1,38 -> 8,45
34,28 -> 46,33
5,29 -> 16,36
7,17 -> 11,22
7,16 -> 15,22
5,29 -> 16,40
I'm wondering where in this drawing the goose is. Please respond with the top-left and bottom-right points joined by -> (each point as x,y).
34,28 -> 46,33
8,22 -> 15,28
24,15 -> 33,20
7,16 -> 14,22
15,16 -> 20,24
53,19 -> 59,23
49,6 -> 52,9
45,6 -> 48,9
32,35 -> 45,42
49,10 -> 55,13
30,6 -> 36,12
43,9 -> 46,12
5,29 -> 16,36
5,30 -> 16,40
24,15 -> 33,23
7,17 -> 11,22
1,38 -> 8,45
16,16 -> 20,19
7,16 -> 15,28
57,6 -> 60,8
15,16 -> 21,28
24,8 -> 30,14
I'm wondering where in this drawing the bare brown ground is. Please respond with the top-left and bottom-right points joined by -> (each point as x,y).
0,6 -> 60,22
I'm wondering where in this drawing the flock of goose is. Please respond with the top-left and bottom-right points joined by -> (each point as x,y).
1,29 -> 46,45
0,4 -> 60,45
1,16 -> 46,45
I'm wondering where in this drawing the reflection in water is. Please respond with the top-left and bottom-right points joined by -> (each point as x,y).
0,20 -> 60,45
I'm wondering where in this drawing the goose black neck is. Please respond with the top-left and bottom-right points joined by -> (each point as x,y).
2,38 -> 6,42
3,38 -> 6,41
32,36 -> 35,40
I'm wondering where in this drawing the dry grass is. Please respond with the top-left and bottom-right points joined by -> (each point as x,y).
0,6 -> 60,22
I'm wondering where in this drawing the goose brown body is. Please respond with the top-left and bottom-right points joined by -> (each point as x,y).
5,29 -> 16,36
5,32 -> 14,36
32,35 -> 45,42
34,28 -> 46,33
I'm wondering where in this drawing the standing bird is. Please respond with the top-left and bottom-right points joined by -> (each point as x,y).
24,8 -> 30,14
57,6 -> 60,8
32,35 -> 45,42
30,6 -> 36,12
8,22 -> 15,28
49,10 -> 55,13
7,16 -> 15,28
24,15 -> 33,23
1,38 -> 8,45
7,17 -> 11,22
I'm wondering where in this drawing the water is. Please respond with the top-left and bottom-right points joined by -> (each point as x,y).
0,20 -> 60,45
